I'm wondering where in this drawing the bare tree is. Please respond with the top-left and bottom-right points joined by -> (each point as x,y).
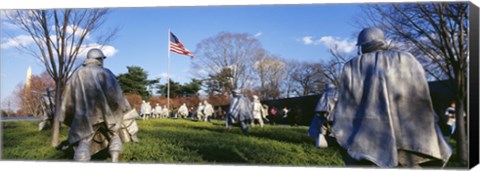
12,71 -> 56,117
281,59 -> 300,98
1,94 -> 16,117
289,61 -> 326,97
357,2 -> 469,164
253,51 -> 286,100
318,44 -> 352,87
192,32 -> 264,94
7,9 -> 117,147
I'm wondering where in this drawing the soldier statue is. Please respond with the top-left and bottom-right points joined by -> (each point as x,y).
38,87 -> 55,131
177,103 -> 189,119
226,89 -> 254,135
251,95 -> 265,128
202,101 -> 214,122
308,83 -> 337,147
60,48 -> 129,162
331,27 -> 452,167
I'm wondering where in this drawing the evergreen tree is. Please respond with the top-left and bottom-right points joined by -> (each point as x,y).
156,78 -> 202,97
117,66 -> 159,100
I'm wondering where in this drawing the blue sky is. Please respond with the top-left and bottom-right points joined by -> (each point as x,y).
1,4 -> 363,104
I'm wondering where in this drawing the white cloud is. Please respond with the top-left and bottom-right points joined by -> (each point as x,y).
1,34 -> 117,60
97,45 -> 117,57
158,72 -> 175,80
302,36 -> 314,45
208,65 -> 225,74
196,68 -> 207,75
1,35 -> 34,49
1,21 -> 20,29
0,10 -> 14,20
254,32 -> 263,37
301,35 -> 356,54
50,25 -> 90,39
318,36 -> 356,53
0,10 -> 20,29
77,43 -> 118,58
1,10 -> 36,26
1,35 -> 117,58
187,67 -> 208,77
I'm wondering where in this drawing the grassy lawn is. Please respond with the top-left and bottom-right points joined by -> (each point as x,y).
1,118 -> 466,168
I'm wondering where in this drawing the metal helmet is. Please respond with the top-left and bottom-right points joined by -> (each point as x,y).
356,27 -> 386,46
87,48 -> 106,59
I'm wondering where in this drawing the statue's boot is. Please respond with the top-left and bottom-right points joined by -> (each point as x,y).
131,134 -> 139,142
109,134 -> 123,162
316,134 -> 328,148
74,138 -> 92,162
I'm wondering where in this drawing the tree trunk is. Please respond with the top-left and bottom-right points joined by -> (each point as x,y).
286,80 -> 291,98
51,83 -> 62,147
455,75 -> 468,165
455,100 -> 467,165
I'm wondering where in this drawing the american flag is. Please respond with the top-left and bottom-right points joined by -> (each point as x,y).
170,32 -> 194,58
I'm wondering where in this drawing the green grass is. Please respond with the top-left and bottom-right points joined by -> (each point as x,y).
2,119 -> 343,166
1,118 -> 466,168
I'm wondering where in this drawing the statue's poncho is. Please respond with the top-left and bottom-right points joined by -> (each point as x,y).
39,94 -> 55,131
140,102 -> 148,115
203,103 -> 214,117
61,59 -> 127,144
308,88 -> 337,138
154,105 -> 162,115
228,95 -> 254,123
331,50 -> 452,167
314,87 -> 337,120
120,98 -> 139,142
178,104 -> 188,117
253,99 -> 264,119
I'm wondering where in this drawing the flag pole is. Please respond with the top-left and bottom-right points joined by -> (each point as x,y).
167,29 -> 171,117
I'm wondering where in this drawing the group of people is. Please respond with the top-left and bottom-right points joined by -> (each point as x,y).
57,27 -> 454,168
140,101 -> 169,120
193,101 -> 215,121
139,100 -> 218,122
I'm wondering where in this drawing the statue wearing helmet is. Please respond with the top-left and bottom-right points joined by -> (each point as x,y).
331,27 -> 451,168
308,83 -> 337,148
87,48 -> 107,59
177,103 -> 189,119
251,95 -> 265,128
202,101 -> 214,122
38,87 -> 55,131
196,102 -> 205,121
226,89 -> 254,135
60,48 -> 129,162
356,27 -> 388,55
86,48 -> 106,66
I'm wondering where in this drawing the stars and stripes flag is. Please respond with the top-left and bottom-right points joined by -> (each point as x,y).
169,32 -> 194,58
